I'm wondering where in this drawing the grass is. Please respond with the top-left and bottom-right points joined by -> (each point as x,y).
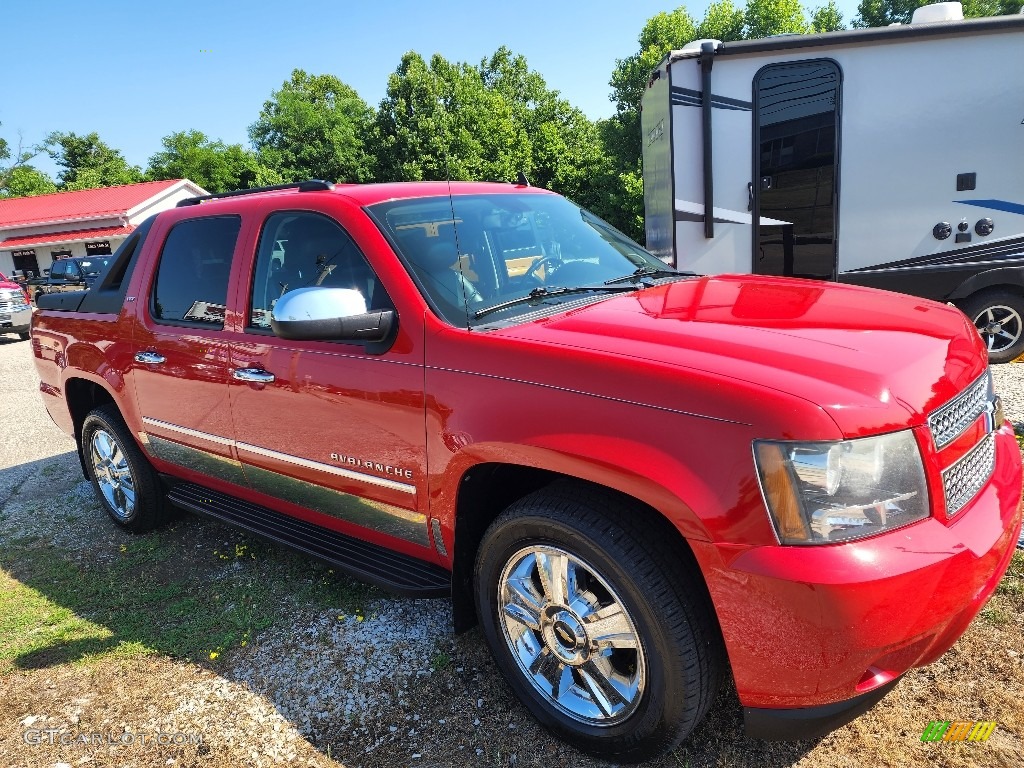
0,515 -> 375,673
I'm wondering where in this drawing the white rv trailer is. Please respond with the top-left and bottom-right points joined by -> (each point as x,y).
641,6 -> 1024,361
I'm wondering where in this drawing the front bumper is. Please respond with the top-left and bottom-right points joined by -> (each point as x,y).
693,425 -> 1022,737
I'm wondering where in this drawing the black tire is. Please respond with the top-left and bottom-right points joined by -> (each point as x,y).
474,482 -> 723,762
18,332 -> 29,341
80,404 -> 171,532
959,289 -> 1024,364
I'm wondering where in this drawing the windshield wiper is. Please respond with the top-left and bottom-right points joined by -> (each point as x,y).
604,266 -> 692,285
474,284 -> 639,320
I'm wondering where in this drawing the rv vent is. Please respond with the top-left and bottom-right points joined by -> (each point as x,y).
682,38 -> 722,52
911,2 -> 964,23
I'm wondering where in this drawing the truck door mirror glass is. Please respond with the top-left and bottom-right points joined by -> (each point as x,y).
270,286 -> 396,344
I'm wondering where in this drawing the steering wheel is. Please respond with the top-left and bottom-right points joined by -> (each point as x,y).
523,256 -> 562,282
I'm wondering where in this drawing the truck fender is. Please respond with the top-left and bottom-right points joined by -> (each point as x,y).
438,440 -> 716,544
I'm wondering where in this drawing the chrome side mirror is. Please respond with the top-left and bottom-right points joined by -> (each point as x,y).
270,287 -> 396,344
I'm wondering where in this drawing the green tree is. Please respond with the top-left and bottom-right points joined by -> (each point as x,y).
604,7 -> 703,239
743,0 -> 810,37
698,0 -> 748,41
811,0 -> 846,31
477,47 -> 608,210
854,0 -> 1012,26
1,165 -> 57,198
373,51 -> 531,184
0,123 -> 49,196
45,131 -> 143,189
146,130 -> 265,192
249,69 -> 375,184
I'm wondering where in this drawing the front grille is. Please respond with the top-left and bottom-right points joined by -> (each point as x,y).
942,432 -> 996,517
928,372 -> 991,449
0,291 -> 28,312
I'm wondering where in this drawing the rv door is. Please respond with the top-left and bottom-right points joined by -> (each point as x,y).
752,59 -> 841,280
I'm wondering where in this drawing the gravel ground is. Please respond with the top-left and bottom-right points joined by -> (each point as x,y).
2,334 -> 1022,768
992,366 -> 1024,424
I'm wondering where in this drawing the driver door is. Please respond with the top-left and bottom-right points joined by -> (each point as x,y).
228,207 -> 432,554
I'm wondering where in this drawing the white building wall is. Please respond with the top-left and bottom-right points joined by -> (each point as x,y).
0,179 -> 207,276
128,181 -> 207,225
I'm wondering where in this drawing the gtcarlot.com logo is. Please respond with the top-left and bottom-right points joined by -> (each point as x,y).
24,729 -> 203,747
921,721 -> 997,742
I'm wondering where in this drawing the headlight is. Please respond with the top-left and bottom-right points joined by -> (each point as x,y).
754,430 -> 930,545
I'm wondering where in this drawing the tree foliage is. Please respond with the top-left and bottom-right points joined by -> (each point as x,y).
0,123 -> 51,197
477,48 -> 608,210
2,166 -> 57,198
249,69 -> 375,184
854,0 -> 1014,26
146,130 -> 265,192
45,131 -> 143,190
811,0 -> 846,32
374,51 -> 530,184
743,0 -> 809,38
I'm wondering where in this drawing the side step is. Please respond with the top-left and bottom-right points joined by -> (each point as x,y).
166,482 -> 450,598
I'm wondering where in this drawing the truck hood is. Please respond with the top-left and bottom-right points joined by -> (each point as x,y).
498,275 -> 986,436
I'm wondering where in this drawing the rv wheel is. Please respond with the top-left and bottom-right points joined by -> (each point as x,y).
961,290 -> 1024,364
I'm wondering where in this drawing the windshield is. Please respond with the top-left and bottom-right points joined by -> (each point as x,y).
368,193 -> 678,327
76,257 -> 111,278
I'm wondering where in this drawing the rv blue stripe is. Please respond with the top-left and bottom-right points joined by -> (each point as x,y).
955,199 -> 1024,216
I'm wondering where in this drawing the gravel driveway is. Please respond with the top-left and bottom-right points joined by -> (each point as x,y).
2,335 -> 1022,768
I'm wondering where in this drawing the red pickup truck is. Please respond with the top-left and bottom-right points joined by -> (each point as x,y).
31,180 -> 1023,761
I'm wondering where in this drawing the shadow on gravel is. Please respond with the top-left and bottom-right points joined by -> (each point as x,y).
0,449 -> 822,768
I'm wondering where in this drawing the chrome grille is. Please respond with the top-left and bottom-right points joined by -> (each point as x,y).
942,432 -> 996,517
928,372 -> 991,449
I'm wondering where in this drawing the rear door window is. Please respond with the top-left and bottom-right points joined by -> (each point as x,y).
151,216 -> 241,327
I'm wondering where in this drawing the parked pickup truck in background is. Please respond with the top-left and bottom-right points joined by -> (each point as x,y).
30,180 -> 1024,762
29,255 -> 112,303
0,270 -> 31,340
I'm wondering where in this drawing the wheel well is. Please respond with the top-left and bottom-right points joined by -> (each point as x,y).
953,284 -> 1024,310
65,378 -> 117,477
450,464 -> 714,637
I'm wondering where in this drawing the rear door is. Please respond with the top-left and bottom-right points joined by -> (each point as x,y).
130,213 -> 249,488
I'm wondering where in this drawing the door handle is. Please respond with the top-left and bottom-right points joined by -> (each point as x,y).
233,368 -> 275,384
134,351 -> 166,365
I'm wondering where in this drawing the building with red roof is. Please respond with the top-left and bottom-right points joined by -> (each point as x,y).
0,179 -> 208,278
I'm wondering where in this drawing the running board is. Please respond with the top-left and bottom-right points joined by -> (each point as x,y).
166,482 -> 450,597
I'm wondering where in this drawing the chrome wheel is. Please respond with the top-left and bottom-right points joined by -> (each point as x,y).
973,304 -> 1023,354
89,428 -> 136,521
497,545 -> 646,726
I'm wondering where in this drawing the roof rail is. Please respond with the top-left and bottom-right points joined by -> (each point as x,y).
176,180 -> 335,207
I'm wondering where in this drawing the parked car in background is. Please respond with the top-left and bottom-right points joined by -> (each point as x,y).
0,270 -> 32,340
29,256 -> 113,302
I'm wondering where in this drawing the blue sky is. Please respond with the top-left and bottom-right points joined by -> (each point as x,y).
2,0 -> 860,177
